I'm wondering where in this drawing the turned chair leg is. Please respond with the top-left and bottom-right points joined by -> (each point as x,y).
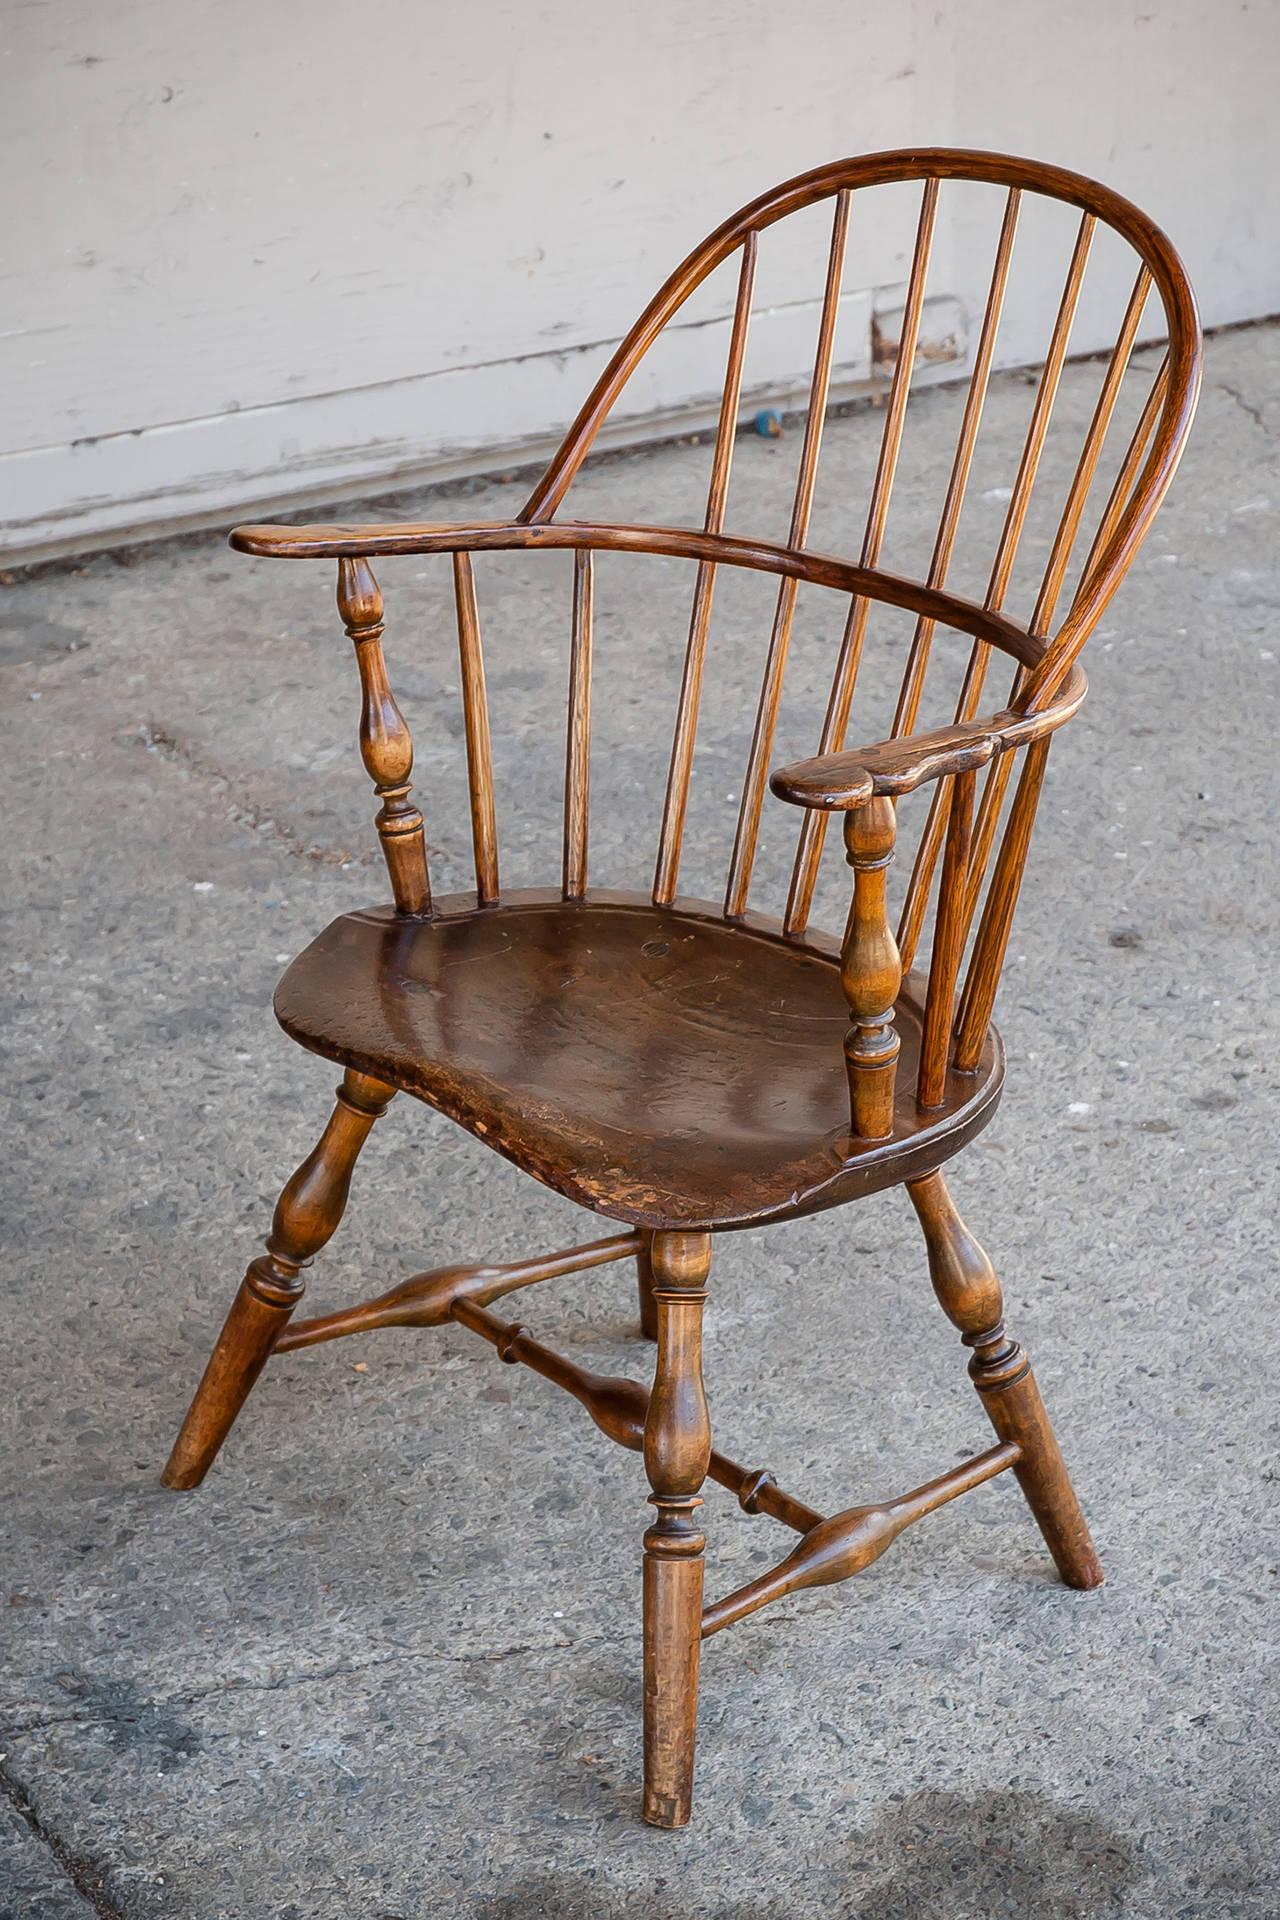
907,1170 -> 1103,1590
636,1231 -> 659,1341
642,1230 -> 712,1827
162,1068 -> 396,1490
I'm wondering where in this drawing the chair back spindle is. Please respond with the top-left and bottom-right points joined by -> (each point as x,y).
452,551 -> 500,906
563,548 -> 595,901
654,232 -> 758,905
785,176 -> 941,936
725,189 -> 852,919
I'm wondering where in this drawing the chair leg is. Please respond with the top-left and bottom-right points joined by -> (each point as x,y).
636,1230 -> 658,1340
162,1068 -> 396,1490
906,1170 -> 1103,1590
641,1230 -> 712,1828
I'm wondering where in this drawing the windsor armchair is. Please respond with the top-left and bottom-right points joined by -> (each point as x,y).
162,150 -> 1200,1826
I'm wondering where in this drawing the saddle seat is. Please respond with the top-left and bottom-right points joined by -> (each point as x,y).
274,888 -> 1003,1232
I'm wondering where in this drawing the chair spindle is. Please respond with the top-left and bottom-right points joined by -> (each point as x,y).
940,213 -> 1095,945
892,187 -> 1022,743
725,190 -> 851,919
953,734 -> 1052,1070
1018,352 -> 1173,721
1031,265 -> 1154,637
893,190 -> 1022,973
784,178 -> 941,935
1071,352 -> 1171,618
654,233 -> 758,904
452,552 -> 500,905
563,547 -> 594,900
916,767 -> 975,1107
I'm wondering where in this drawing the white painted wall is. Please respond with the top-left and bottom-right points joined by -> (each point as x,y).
2,0 -> 1275,562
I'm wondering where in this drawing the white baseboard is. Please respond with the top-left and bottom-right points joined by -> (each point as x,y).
0,293 -> 965,566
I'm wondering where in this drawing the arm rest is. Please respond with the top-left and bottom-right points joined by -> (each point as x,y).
229,521 -> 504,559
769,668 -> 1087,811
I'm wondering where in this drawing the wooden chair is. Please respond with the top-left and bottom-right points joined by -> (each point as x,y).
162,150 -> 1200,1827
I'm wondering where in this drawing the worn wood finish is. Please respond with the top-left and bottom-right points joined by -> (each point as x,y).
908,1170 -> 1103,1588
642,1230 -> 712,1828
271,890 -> 1003,1231
162,1069 -> 395,1488
163,151 -> 1200,1823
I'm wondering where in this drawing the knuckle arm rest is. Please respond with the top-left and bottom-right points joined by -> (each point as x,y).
769,670 -> 1087,811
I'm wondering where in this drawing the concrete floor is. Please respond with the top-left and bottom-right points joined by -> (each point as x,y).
1,322 -> 1277,1920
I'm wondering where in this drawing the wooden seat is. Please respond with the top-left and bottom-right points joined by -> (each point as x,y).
276,892 -> 1002,1230
159,149 -> 1200,1829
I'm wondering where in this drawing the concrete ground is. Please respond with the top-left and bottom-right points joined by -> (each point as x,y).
1,322 -> 1277,1920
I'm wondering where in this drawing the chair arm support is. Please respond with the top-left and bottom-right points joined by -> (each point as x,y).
768,668 -> 1087,811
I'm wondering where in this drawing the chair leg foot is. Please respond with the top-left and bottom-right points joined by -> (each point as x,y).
636,1232 -> 658,1341
162,1267 -> 301,1490
641,1230 -> 712,1827
967,1330 -> 1103,1588
907,1170 -> 1103,1590
162,1068 -> 395,1490
642,1500 -> 705,1827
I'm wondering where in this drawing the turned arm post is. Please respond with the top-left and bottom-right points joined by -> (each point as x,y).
337,556 -> 432,917
841,796 -> 902,1140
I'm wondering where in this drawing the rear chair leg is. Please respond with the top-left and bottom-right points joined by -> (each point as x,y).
636,1230 -> 659,1340
162,1068 -> 396,1490
907,1170 -> 1103,1590
642,1230 -> 712,1827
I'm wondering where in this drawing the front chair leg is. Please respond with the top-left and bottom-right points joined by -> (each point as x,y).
642,1230 -> 712,1828
907,1170 -> 1103,1590
162,1068 -> 396,1490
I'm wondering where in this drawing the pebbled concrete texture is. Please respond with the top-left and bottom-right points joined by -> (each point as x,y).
1,322 -> 1277,1918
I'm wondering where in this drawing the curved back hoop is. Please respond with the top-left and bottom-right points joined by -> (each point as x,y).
520,149 -> 1201,715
